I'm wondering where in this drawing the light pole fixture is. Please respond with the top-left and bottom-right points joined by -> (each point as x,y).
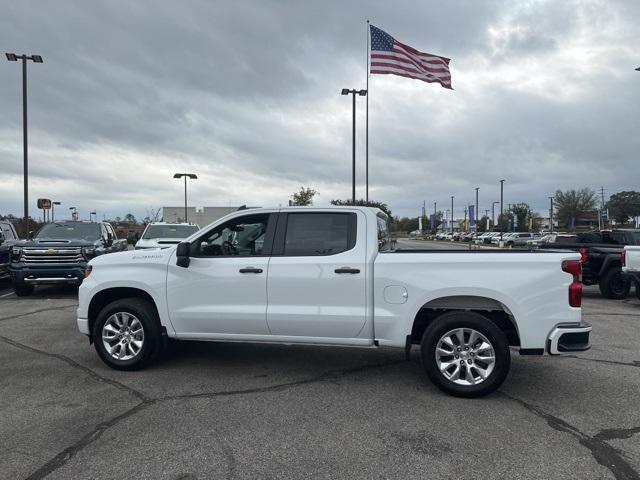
51,201 -> 61,222
6,52 -> 43,236
450,196 -> 454,234
499,179 -> 505,241
173,173 -> 197,222
69,206 -> 77,222
341,88 -> 367,204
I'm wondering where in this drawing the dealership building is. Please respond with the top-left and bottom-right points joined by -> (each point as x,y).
161,206 -> 251,228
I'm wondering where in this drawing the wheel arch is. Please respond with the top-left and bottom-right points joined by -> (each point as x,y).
410,295 -> 520,347
88,287 -> 160,338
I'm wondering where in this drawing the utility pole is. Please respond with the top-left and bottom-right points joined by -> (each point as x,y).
548,196 -> 554,233
599,186 -> 606,229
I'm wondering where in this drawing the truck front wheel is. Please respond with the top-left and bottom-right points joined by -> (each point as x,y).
93,298 -> 163,371
420,311 -> 510,398
598,267 -> 631,300
13,283 -> 34,297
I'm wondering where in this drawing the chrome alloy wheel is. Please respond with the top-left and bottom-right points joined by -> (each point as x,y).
102,312 -> 145,361
435,328 -> 495,386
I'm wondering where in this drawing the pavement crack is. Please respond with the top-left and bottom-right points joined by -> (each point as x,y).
595,427 -> 640,442
502,392 -> 640,480
562,355 -> 640,368
0,334 -> 150,402
24,401 -> 154,480
0,304 -> 77,322
159,359 -> 405,402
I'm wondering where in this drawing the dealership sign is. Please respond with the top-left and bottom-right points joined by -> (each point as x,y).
37,198 -> 52,209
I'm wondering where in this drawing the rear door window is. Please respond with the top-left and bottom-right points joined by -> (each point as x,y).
284,213 -> 356,256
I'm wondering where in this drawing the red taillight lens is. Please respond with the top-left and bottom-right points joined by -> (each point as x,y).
621,250 -> 626,268
562,259 -> 582,307
569,282 -> 582,308
578,247 -> 589,263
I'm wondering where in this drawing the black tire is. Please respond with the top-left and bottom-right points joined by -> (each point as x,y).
13,283 -> 34,297
598,267 -> 631,300
421,311 -> 511,398
92,298 -> 163,371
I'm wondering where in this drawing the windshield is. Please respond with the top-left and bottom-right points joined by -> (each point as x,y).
36,223 -> 100,240
143,225 -> 198,239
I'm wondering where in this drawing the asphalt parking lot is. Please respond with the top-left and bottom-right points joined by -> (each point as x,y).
1,283 -> 639,480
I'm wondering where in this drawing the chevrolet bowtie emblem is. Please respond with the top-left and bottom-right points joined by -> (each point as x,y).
46,248 -> 56,254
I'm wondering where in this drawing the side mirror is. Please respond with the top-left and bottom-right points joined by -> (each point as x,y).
106,233 -> 114,247
0,232 -> 4,245
176,242 -> 191,268
28,230 -> 34,240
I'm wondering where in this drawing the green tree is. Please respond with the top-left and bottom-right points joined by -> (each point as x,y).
510,203 -> 534,231
395,217 -> 419,233
291,187 -> 318,206
606,191 -> 640,225
330,199 -> 392,218
496,212 -> 514,232
554,188 -> 597,231
123,213 -> 137,224
476,215 -> 490,232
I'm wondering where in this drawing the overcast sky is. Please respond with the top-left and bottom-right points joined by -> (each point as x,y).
1,0 -> 639,222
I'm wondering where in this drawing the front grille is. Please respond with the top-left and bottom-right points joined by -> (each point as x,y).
20,247 -> 83,264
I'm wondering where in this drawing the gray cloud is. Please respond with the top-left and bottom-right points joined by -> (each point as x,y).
1,0 -> 639,223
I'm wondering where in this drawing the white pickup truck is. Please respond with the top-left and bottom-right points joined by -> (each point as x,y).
622,246 -> 640,300
78,207 -> 591,397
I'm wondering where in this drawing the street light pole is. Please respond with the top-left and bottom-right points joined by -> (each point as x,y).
5,53 -> 43,236
433,201 -> 437,234
341,89 -> 367,204
450,196 -> 454,235
499,179 -> 505,242
52,201 -> 61,222
173,173 -> 198,223
548,196 -> 554,233
475,187 -> 479,231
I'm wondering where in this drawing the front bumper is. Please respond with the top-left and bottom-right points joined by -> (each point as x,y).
10,264 -> 87,286
547,321 -> 592,354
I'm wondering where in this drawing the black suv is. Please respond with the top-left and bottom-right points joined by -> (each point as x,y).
10,221 -> 126,296
0,221 -> 21,279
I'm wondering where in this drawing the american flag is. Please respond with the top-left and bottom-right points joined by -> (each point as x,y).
369,25 -> 452,90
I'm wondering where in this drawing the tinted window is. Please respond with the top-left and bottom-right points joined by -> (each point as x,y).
284,213 -> 355,256
377,213 -> 392,251
197,214 -> 270,257
36,223 -> 101,240
601,232 -> 624,245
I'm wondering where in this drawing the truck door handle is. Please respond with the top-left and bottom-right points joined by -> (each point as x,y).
239,267 -> 263,274
335,267 -> 360,274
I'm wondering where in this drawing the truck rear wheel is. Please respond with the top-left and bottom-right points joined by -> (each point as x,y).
598,267 -> 631,300
13,284 -> 34,297
92,298 -> 163,371
420,311 -> 510,398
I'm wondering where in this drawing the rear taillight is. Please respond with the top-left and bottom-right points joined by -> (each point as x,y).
621,250 -> 626,268
562,259 -> 582,308
578,247 -> 589,263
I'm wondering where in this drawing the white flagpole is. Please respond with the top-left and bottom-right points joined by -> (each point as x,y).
366,19 -> 370,203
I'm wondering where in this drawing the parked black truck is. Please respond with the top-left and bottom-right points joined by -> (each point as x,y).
1,221 -> 21,279
9,221 -> 127,296
539,229 -> 640,299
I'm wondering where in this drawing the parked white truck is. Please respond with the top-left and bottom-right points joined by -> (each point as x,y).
622,246 -> 640,300
78,207 -> 591,397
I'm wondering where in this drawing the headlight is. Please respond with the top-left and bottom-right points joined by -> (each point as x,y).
82,247 -> 96,259
84,265 -> 93,278
11,247 -> 22,261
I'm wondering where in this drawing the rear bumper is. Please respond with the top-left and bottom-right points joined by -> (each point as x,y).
546,321 -> 592,354
10,265 -> 86,285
